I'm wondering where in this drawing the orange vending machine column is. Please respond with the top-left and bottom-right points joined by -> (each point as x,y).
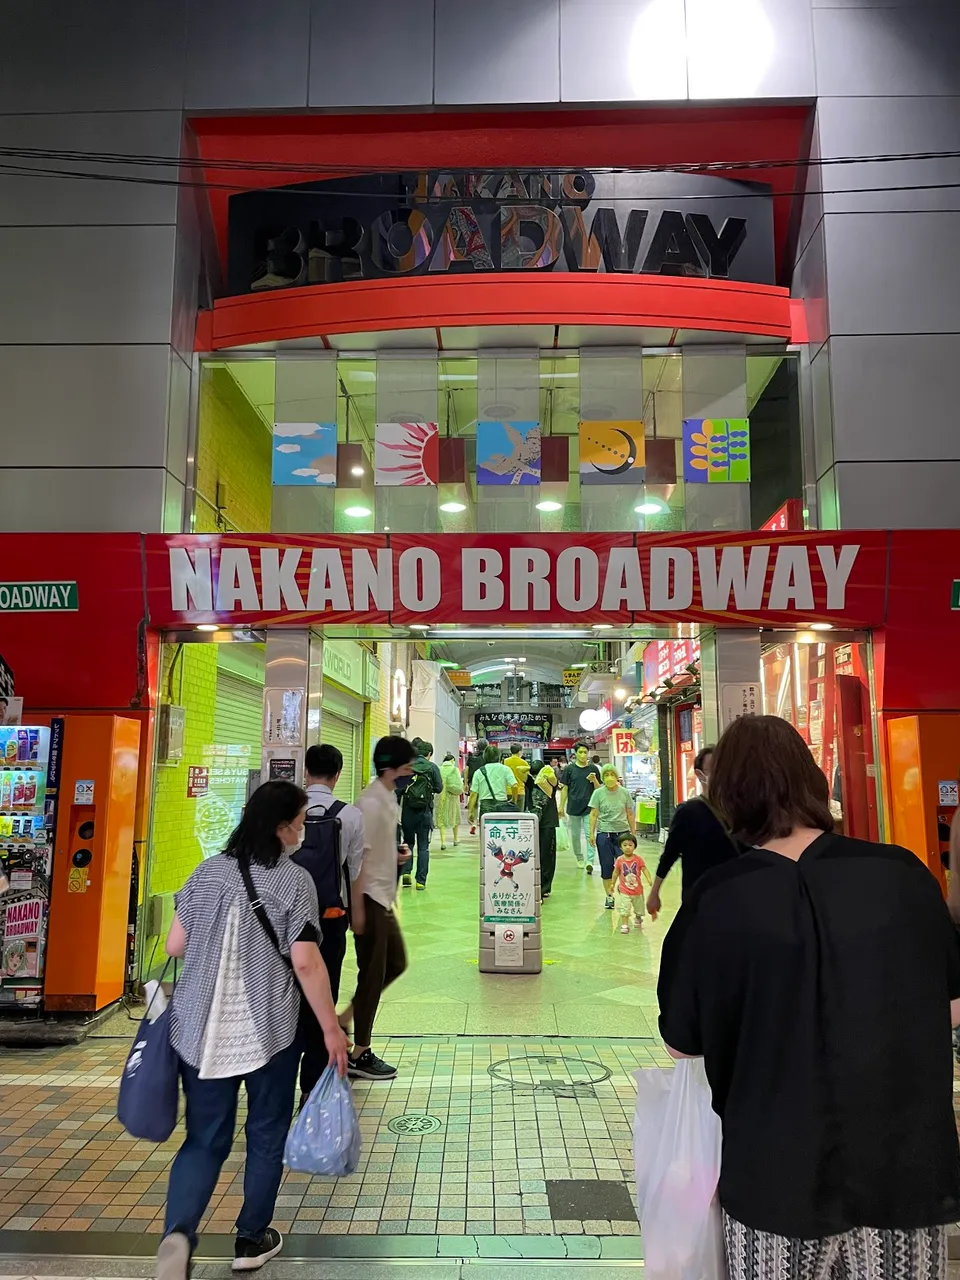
44,716 -> 141,1012
886,713 -> 960,891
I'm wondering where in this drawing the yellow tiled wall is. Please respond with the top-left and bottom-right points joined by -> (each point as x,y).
194,365 -> 272,534
147,367 -> 271,920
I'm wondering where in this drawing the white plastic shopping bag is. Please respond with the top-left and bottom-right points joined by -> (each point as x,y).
633,1059 -> 726,1280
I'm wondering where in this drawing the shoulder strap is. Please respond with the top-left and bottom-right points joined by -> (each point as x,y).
236,857 -> 293,972
481,766 -> 495,799
306,798 -> 346,819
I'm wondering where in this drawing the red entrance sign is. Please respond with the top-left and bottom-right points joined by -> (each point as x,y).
146,532 -> 889,629
614,731 -> 636,756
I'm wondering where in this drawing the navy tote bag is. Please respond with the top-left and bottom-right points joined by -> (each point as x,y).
117,960 -> 179,1142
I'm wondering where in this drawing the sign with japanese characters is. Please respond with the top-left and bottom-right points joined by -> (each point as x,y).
482,813 -> 537,925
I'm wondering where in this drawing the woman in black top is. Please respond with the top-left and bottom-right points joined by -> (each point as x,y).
658,715 -> 960,1280
529,763 -> 560,900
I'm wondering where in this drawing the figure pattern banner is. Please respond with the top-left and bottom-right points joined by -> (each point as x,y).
579,421 -> 646,486
476,421 -> 541,485
374,423 -> 439,486
682,419 -> 751,484
482,814 -> 537,924
272,423 -> 337,486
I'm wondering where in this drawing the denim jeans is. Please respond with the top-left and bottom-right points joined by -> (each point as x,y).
400,808 -> 433,885
567,812 -> 593,865
164,1039 -> 300,1249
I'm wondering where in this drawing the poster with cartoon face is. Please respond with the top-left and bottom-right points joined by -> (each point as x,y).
482,814 -> 537,924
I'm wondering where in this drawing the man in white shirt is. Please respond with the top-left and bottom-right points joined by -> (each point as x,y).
294,743 -> 365,1099
341,735 -> 416,1081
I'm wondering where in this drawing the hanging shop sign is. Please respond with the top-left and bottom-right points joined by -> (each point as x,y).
562,668 -> 583,687
227,169 -> 776,295
475,713 -> 553,747
447,669 -> 472,688
146,532 -> 889,630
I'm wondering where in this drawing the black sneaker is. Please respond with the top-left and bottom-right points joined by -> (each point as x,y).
402,874 -> 412,887
605,895 -> 615,910
232,1228 -> 283,1272
348,1049 -> 397,1081
586,864 -> 594,875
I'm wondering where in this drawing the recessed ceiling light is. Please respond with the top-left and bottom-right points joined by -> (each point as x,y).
809,622 -> 834,631
592,623 -> 613,630
536,499 -> 563,513
195,624 -> 219,633
343,505 -> 371,518
614,687 -> 627,699
439,501 -> 467,513
634,500 -> 667,515
350,465 -> 365,477
516,657 -> 526,663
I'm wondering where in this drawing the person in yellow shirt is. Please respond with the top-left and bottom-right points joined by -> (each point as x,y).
504,743 -> 531,811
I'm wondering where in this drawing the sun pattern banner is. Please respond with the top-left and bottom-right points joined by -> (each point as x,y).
579,421 -> 646,486
476,421 -> 541,485
374,423 -> 440,486
682,418 -> 751,484
272,423 -> 337,486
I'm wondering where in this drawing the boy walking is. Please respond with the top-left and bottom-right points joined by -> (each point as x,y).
610,833 -> 652,933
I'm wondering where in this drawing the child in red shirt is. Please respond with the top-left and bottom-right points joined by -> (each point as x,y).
610,833 -> 652,933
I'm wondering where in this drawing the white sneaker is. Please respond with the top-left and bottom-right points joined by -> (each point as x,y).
620,924 -> 630,934
157,1232 -> 190,1280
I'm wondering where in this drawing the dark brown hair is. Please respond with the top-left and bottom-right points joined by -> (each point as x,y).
709,715 -> 834,846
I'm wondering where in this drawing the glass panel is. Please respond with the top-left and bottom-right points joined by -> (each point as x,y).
272,354 -> 338,534
374,354 -> 439,534
191,349 -> 804,537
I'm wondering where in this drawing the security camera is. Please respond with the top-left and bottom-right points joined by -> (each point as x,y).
487,640 -> 496,647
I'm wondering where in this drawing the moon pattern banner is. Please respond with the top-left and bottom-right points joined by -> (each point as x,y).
579,421 -> 646,486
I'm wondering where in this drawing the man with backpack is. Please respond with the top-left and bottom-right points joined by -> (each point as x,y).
399,740 -> 443,891
293,743 -> 364,1100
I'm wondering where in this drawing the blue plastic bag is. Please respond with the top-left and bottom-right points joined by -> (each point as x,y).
117,972 -> 180,1143
285,1065 -> 361,1176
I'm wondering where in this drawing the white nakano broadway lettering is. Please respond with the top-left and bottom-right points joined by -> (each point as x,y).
168,542 -> 863,616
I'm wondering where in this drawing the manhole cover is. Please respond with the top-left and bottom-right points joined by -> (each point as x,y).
488,1054 -> 612,1097
387,1113 -> 443,1136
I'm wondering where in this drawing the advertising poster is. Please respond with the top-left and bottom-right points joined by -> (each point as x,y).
193,743 -> 252,860
1,724 -> 52,1006
475,713 -> 552,747
482,814 -> 537,924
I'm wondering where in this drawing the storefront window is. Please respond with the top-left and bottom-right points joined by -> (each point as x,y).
191,350 -> 802,538
761,636 -> 880,842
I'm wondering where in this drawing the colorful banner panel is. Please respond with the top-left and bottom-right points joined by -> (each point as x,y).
476,421 -> 541,485
272,422 -> 337,486
682,418 -> 751,484
475,713 -> 553,746
579,421 -> 646,486
374,422 -> 439,486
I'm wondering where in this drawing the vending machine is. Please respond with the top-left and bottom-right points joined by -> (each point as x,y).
0,714 -> 140,1014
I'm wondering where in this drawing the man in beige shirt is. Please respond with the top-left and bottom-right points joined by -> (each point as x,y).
341,736 -> 415,1081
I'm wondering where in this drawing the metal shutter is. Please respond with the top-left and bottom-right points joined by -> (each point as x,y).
322,712 -> 358,804
214,672 -> 262,756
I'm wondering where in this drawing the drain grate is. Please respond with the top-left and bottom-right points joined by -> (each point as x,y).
387,1113 -> 444,1136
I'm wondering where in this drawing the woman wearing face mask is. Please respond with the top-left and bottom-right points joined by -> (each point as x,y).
157,781 -> 348,1280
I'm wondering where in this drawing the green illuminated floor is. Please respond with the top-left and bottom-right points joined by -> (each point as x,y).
340,825 -> 677,1040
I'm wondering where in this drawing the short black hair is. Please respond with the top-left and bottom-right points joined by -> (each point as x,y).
511,742 -> 522,753
373,735 -> 416,775
304,743 -> 343,780
694,745 -> 716,774
417,740 -> 434,757
616,831 -> 638,850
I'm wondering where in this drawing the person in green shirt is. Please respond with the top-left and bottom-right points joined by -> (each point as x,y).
589,765 -> 637,909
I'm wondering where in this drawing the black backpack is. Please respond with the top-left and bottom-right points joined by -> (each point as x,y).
402,764 -> 435,811
292,799 -> 347,915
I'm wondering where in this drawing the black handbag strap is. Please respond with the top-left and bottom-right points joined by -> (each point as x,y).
143,957 -> 176,1020
481,766 -> 496,800
237,857 -> 293,971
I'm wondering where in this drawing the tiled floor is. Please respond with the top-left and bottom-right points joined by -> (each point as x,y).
0,826 -> 676,1257
0,1034 -> 670,1241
